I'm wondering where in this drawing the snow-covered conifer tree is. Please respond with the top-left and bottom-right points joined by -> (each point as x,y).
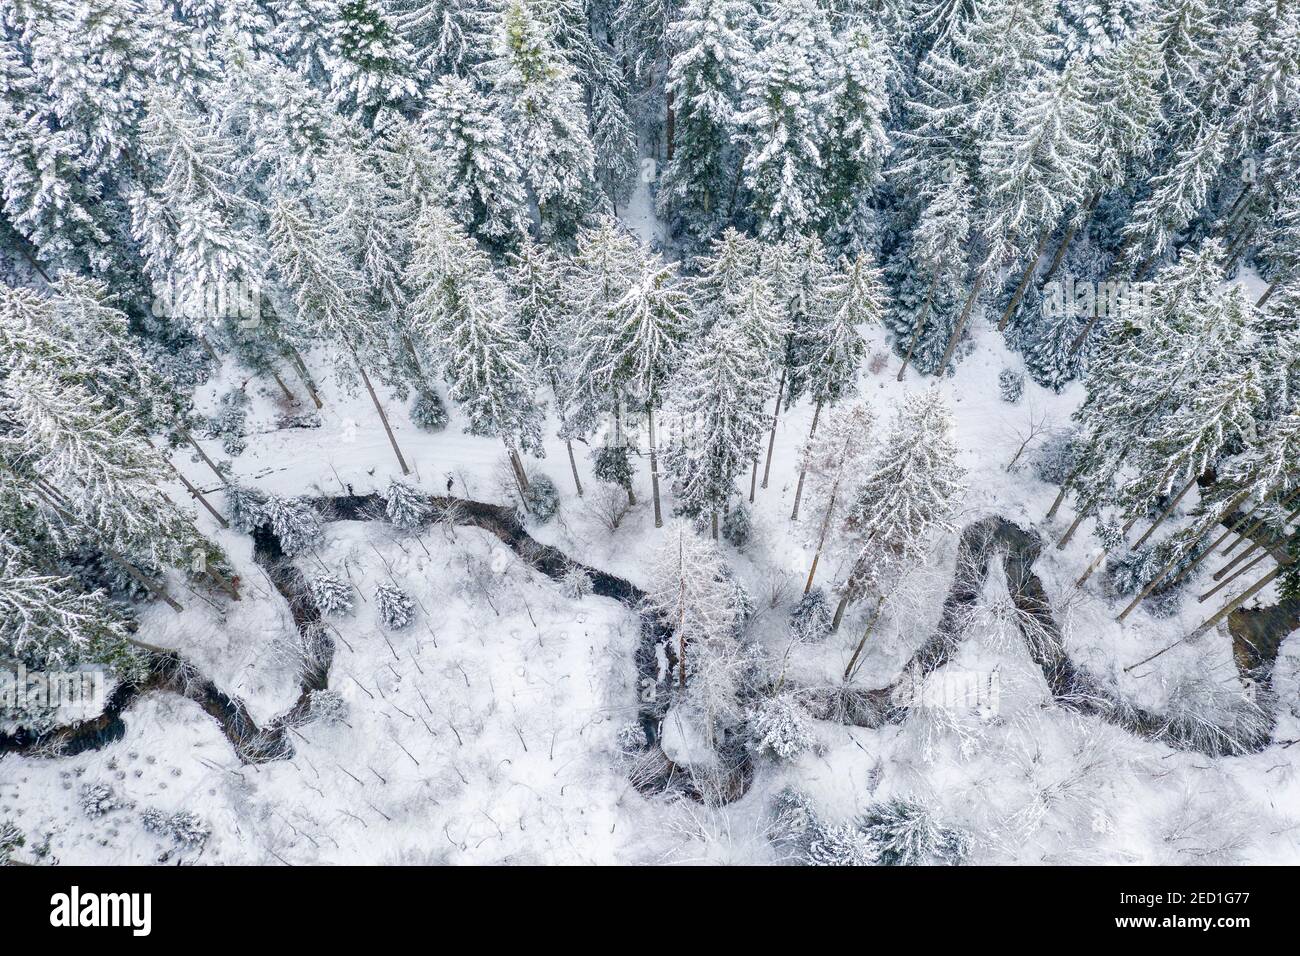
490,0 -> 595,239
795,400 -> 875,592
789,255 -> 883,519
736,0 -> 833,239
424,75 -> 529,248
269,195 -> 411,473
833,388 -> 966,634
406,204 -> 543,492
656,0 -> 752,241
385,478 -> 432,530
326,0 -> 420,124
644,521 -> 741,699
663,317 -> 769,537
820,22 -> 890,249
310,571 -> 355,617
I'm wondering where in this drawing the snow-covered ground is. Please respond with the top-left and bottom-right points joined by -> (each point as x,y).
4,276 -> 1299,866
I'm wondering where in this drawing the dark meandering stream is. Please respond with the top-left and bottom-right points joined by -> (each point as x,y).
3,497 -> 1296,806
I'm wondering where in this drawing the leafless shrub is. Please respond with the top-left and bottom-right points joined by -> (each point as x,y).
584,481 -> 631,532
1159,787 -> 1253,865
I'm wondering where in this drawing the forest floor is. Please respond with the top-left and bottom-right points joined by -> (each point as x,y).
4,248 -> 1299,864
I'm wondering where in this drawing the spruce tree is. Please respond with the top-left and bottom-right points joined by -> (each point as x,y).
736,0 -> 833,239
656,0 -> 752,241
424,75 -> 529,248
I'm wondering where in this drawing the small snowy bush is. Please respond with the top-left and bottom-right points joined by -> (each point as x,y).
615,723 -> 648,753
208,388 -> 249,456
807,822 -> 877,866
308,689 -> 348,724
79,783 -> 123,818
0,820 -> 23,864
224,483 -> 267,533
747,693 -> 815,760
374,583 -> 415,629
858,798 -> 969,866
385,478 -> 431,530
721,504 -> 752,548
771,787 -> 819,845
262,495 -> 322,556
998,368 -> 1024,404
790,589 -> 832,643
309,572 -> 354,617
561,565 -> 593,600
592,444 -> 635,490
410,390 -> 448,431
523,474 -> 560,522
141,808 -> 210,847
1032,428 -> 1080,486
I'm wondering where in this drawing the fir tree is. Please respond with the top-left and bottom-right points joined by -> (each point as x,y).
261,495 -> 322,557
820,22 -> 890,249
310,570 -> 355,617
385,478 -> 432,530
490,0 -> 595,239
834,388 -> 966,632
375,581 -> 415,629
663,317 -> 769,536
327,0 -> 420,124
656,0 -> 752,240
736,0 -> 833,239
424,75 -> 529,248
406,204 -> 543,486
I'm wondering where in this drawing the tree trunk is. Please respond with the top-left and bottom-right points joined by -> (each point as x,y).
997,229 -> 1052,331
197,334 -> 220,363
284,343 -> 323,409
29,478 -> 184,613
270,369 -> 296,403
1199,548 -> 1275,603
1117,487 -> 1255,622
936,265 -> 987,376
1130,473 -> 1200,551
176,423 -> 227,484
171,464 -> 228,529
1221,182 -> 1254,230
677,533 -> 687,688
897,272 -> 940,381
711,511 -> 718,540
749,457 -> 759,503
760,367 -> 787,490
1256,274 -> 1284,307
1213,499 -> 1300,581
1223,220 -> 1259,269
565,440 -> 583,497
665,89 -> 675,162
842,594 -> 885,682
1222,486 -> 1300,556
1190,565 -> 1283,639
648,406 -> 663,528
831,591 -> 851,632
1057,509 -> 1088,549
1040,191 -> 1100,285
506,443 -> 531,511
790,400 -> 823,521
206,564 -> 241,601
353,354 -> 410,475
803,482 -> 838,594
